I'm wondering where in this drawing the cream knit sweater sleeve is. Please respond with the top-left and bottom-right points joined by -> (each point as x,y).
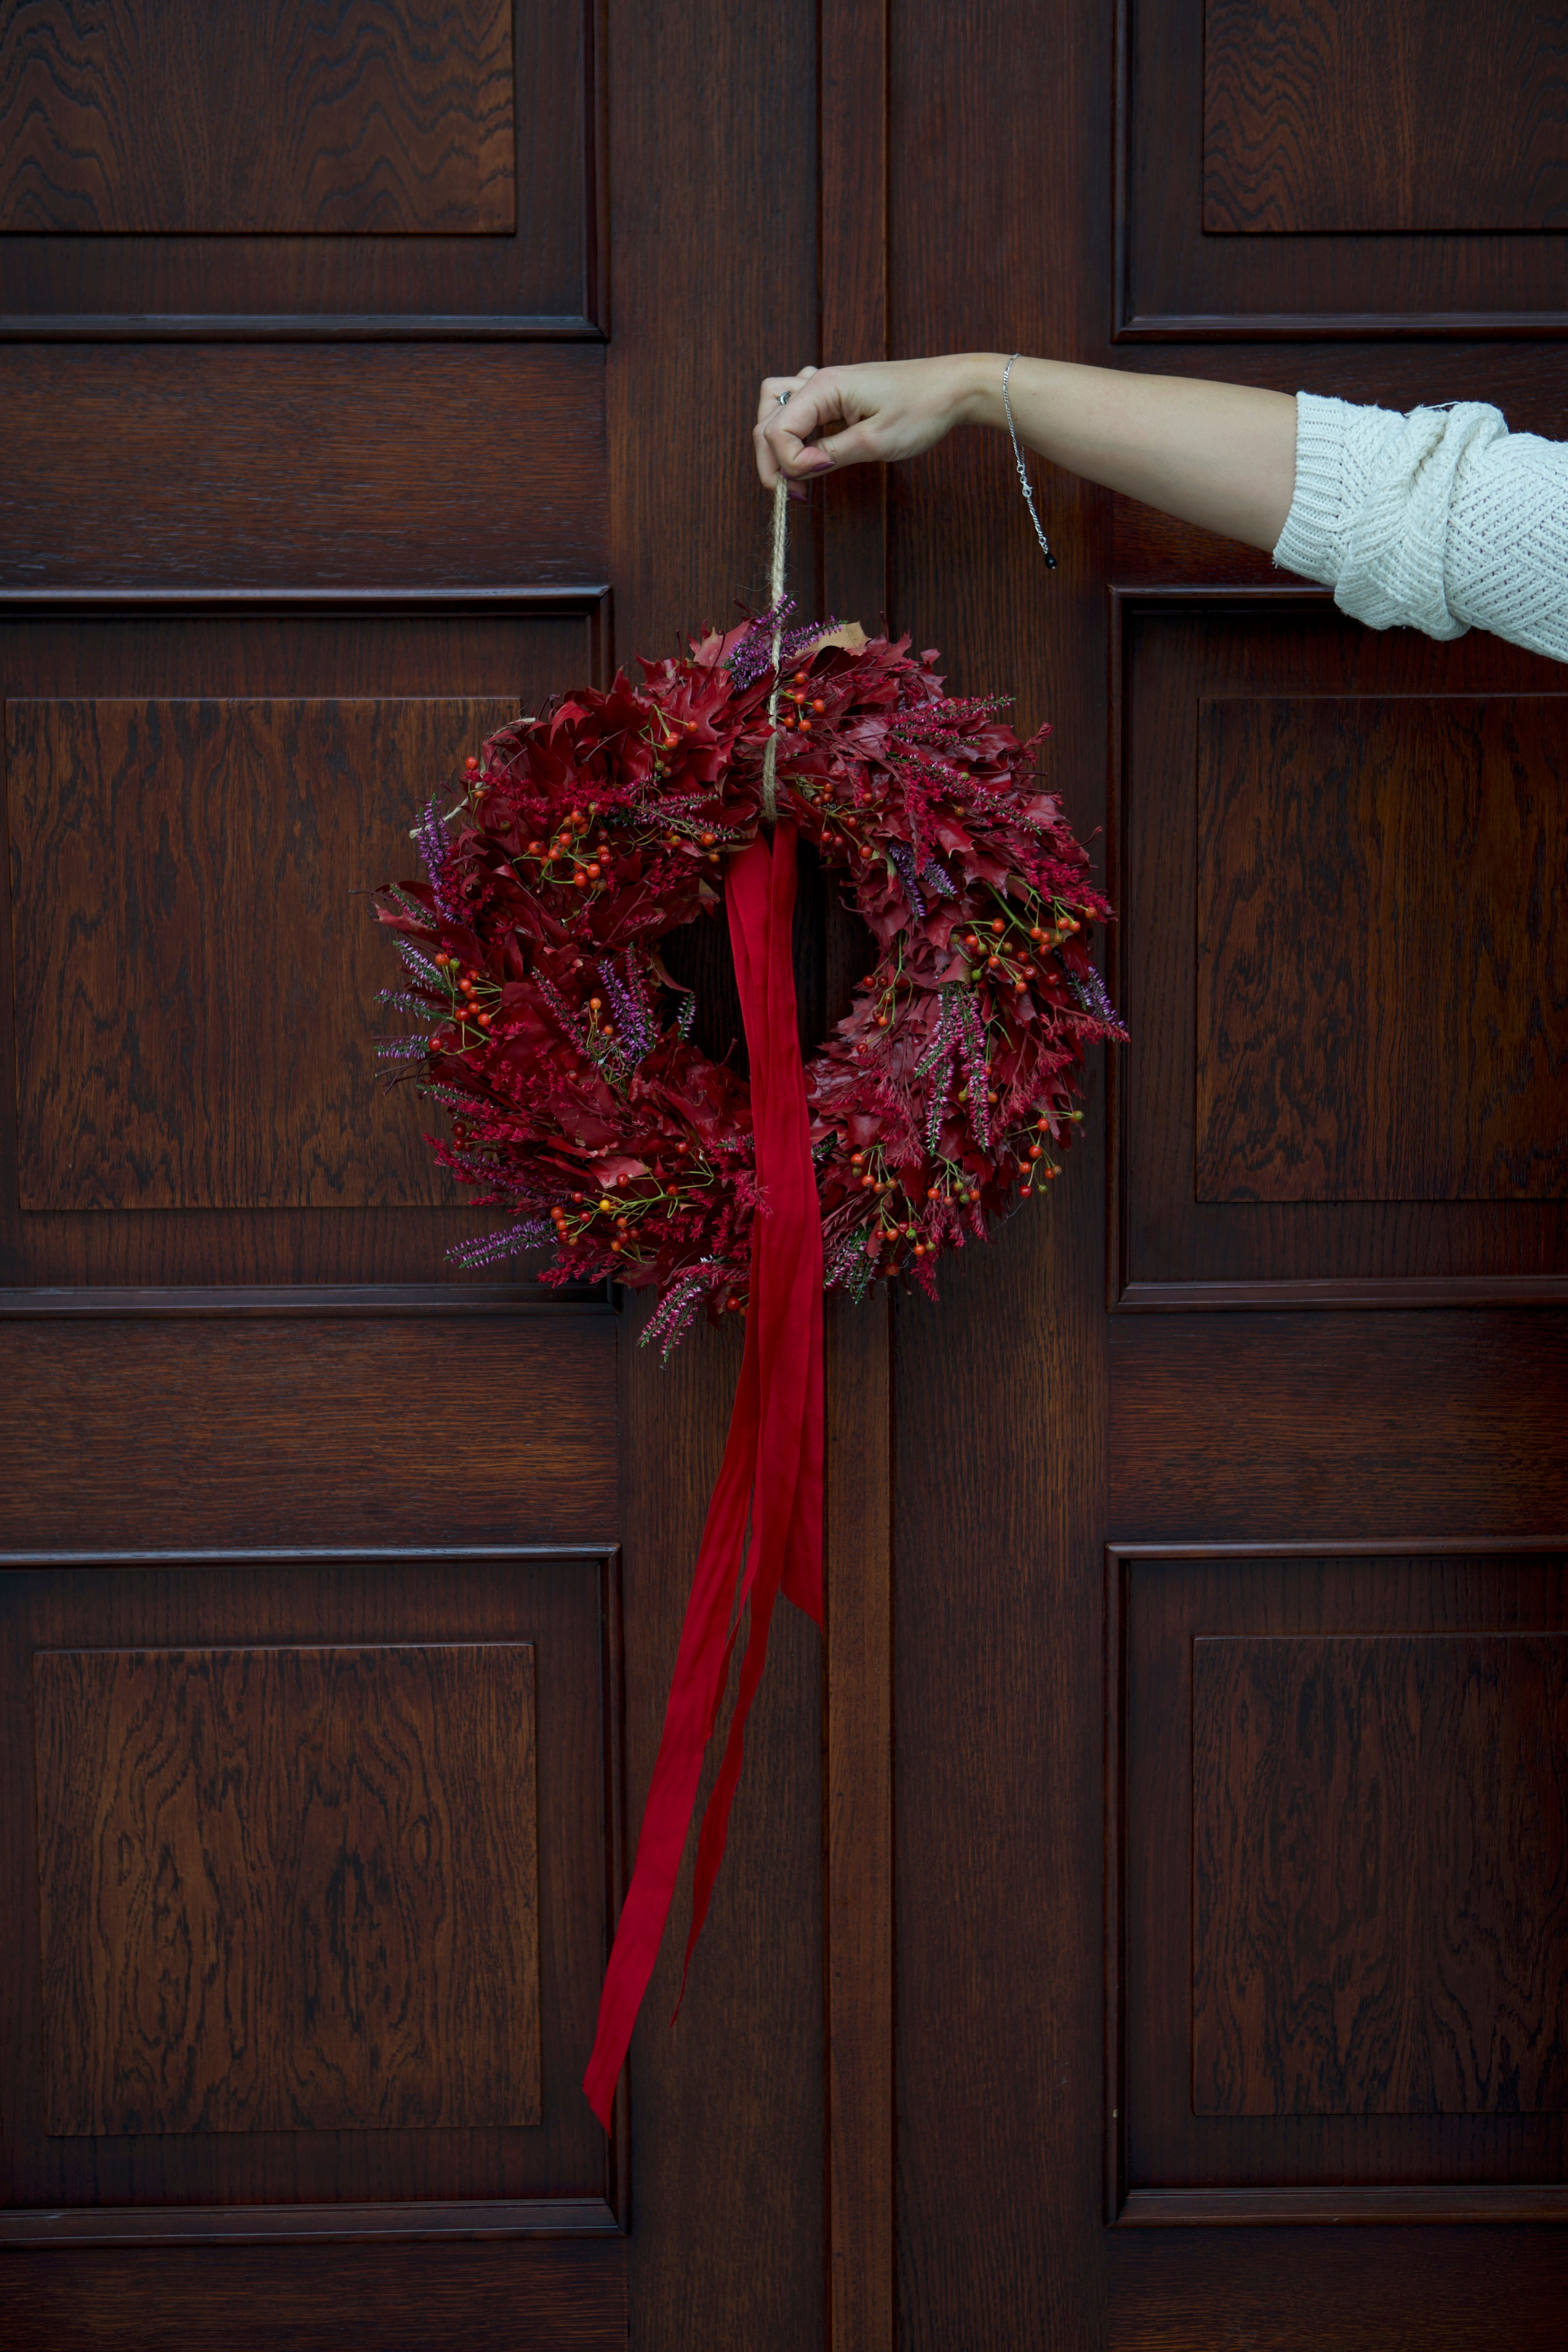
1272,390 -> 1568,663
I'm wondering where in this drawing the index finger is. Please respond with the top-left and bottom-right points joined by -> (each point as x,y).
753,370 -> 843,486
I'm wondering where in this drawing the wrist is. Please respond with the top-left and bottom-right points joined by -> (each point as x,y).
949,352 -> 1013,430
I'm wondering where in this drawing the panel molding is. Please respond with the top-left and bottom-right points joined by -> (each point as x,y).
2,1544 -> 630,2239
1105,584 -> 1568,1310
1116,2185 -> 1568,2227
0,1284 -> 613,1319
0,2197 -> 621,2248
1104,1540 -> 1568,2229
0,1 -> 608,340
1112,0 -> 1568,341
1115,1276 -> 1568,1313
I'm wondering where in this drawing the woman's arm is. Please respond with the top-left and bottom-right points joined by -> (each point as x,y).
753,354 -> 1298,552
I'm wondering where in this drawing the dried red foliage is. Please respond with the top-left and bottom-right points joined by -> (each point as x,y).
374,622 -> 1123,1353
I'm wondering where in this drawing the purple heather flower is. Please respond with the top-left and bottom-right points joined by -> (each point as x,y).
599,954 -> 655,1060
416,800 -> 461,923
727,603 -> 841,690
887,841 -> 926,918
956,992 -> 992,1150
1065,962 -> 1127,1034
446,1219 -> 554,1269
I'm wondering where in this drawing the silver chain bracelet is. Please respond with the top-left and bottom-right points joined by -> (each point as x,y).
1003,352 -> 1057,573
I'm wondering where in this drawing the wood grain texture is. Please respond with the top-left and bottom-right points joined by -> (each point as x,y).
1192,1633 -> 1568,2117
1114,1550 -> 1568,2214
819,15 -> 893,2352
1204,0 -> 1568,234
2,1553 -> 619,2214
0,0 -> 591,334
889,8 -> 1112,2341
1109,1311 -> 1568,1543
820,0 -> 887,637
1121,0 -> 1568,330
9,695 -> 519,1211
617,1296 -> 825,2352
1109,2224 -> 1568,2349
1112,598 -> 1568,1299
0,344 -> 606,588
605,0 -> 825,2347
0,604 -> 597,1287
824,1288 -> 893,2352
35,1642 -> 540,2133
0,2240 -> 627,2352
0,1310 -> 616,1548
0,0 -> 514,236
1196,695 -> 1568,1204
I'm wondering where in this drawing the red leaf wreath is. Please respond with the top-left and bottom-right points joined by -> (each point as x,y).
374,613 -> 1125,1350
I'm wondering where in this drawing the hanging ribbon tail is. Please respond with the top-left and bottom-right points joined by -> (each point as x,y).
583,822 -> 825,2131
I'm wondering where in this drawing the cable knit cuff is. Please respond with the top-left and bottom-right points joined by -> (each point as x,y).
1274,390 -> 1512,642
1273,391 -> 1401,590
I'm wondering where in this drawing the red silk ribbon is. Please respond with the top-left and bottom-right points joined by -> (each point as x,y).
584,823 -> 824,2131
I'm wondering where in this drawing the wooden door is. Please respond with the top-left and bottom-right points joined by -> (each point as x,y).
0,5 -> 639,2345
873,1 -> 1568,2346
5,6 -> 1566,2351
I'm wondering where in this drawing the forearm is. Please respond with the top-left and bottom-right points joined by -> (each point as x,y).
954,354 -> 1298,553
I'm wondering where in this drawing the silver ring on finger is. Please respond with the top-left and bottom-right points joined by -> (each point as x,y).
778,390 -> 790,406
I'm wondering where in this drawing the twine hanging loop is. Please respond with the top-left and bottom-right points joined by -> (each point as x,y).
759,474 -> 789,825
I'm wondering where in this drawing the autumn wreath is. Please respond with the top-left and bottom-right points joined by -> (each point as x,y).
374,608 -> 1123,1347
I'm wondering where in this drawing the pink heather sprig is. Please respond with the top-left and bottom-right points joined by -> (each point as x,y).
957,992 -> 992,1149
446,1217 -> 554,1269
598,953 -> 655,1060
726,601 -> 841,689
415,799 -> 461,923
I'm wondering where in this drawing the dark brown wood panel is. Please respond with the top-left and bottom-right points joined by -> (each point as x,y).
3,1552 -> 618,2215
1192,1632 -> 1568,2117
1109,2225 -> 1567,2350
0,2239 -> 628,2352
1112,1550 -> 1568,2221
0,345 -> 606,588
1111,597 -> 1568,1301
10,695 -> 520,1212
0,1 -> 514,236
36,1642 -> 540,2135
1122,0 -> 1568,330
888,1 -> 1113,2343
1204,0 -> 1568,234
1196,695 -> 1568,1205
0,600 -> 601,1287
0,1310 -> 615,1548
0,0 -> 593,329
605,0 -> 826,2344
1109,1312 -> 1568,1543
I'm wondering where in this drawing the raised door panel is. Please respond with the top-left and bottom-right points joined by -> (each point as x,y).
9,695 -> 523,1214
1192,1631 -> 1568,2120
0,596 -> 606,1286
1,0 -> 515,234
1110,595 -> 1568,1305
1107,1547 -> 1568,2226
0,0 -> 597,330
1203,0 -> 1568,234
36,1642 -> 541,2135
2,1550 -> 623,2231
1196,695 -> 1568,1205
1121,0 -> 1568,330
